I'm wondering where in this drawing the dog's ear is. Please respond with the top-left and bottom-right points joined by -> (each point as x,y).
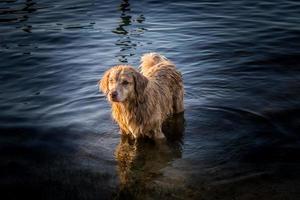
132,71 -> 148,103
99,69 -> 111,94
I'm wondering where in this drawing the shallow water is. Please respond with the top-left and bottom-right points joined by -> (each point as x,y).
1,0 -> 300,199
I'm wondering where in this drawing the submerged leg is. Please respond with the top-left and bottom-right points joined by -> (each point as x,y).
153,125 -> 166,141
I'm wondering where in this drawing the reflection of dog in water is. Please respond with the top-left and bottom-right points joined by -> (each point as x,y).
114,113 -> 185,199
99,53 -> 184,140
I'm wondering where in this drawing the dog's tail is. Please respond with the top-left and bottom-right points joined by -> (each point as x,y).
139,52 -> 170,72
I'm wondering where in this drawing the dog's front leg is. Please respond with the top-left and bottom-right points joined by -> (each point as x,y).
153,126 -> 166,141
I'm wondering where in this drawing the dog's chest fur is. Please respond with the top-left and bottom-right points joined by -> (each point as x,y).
111,101 -> 161,138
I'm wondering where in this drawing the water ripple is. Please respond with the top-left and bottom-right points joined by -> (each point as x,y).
1,0 -> 300,199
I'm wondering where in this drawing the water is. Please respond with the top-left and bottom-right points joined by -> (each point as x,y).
1,0 -> 300,199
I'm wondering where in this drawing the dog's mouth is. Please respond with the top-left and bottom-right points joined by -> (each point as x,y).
109,96 -> 122,102
111,98 -> 121,102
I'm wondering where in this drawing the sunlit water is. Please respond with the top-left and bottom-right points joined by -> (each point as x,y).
1,0 -> 300,199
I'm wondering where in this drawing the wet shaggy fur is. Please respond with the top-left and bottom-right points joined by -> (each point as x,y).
99,53 -> 184,139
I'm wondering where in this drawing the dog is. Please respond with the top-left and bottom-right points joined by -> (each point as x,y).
99,53 -> 184,140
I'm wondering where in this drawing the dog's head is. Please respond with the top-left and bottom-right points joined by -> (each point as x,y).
99,65 -> 148,103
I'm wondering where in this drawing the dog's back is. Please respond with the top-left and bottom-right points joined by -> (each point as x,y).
140,53 -> 184,113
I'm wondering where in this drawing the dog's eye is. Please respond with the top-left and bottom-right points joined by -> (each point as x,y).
109,79 -> 114,83
122,80 -> 129,85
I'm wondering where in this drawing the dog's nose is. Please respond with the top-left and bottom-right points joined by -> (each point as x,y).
110,91 -> 118,99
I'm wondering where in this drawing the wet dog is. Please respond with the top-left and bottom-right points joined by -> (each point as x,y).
99,53 -> 184,140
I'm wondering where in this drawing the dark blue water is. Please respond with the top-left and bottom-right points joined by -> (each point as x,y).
1,0 -> 300,199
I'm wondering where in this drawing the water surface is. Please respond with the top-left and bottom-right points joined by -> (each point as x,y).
1,0 -> 300,199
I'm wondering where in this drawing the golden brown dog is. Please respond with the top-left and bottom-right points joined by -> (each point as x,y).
99,53 -> 184,140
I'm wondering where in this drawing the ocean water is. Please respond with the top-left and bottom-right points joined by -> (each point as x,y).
0,0 -> 300,199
